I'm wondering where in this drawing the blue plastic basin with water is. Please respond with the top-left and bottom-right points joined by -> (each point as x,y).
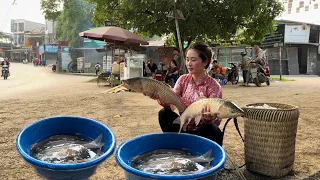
16,116 -> 116,180
116,133 -> 226,180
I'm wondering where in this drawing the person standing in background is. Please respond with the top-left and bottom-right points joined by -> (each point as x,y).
94,62 -> 101,76
173,48 -> 186,75
240,52 -> 251,86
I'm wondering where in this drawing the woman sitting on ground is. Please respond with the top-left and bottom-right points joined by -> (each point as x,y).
164,59 -> 179,87
145,42 -> 224,146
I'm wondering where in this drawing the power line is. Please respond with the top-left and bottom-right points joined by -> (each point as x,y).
0,0 -> 18,32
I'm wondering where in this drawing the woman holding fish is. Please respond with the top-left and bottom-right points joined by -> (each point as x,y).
122,42 -> 244,146
154,42 -> 224,145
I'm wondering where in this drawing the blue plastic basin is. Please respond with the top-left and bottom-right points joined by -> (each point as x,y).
115,133 -> 226,180
16,116 -> 116,180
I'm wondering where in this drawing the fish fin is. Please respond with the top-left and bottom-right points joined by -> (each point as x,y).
173,116 -> 183,133
192,149 -> 214,163
195,115 -> 202,126
92,133 -> 103,144
172,116 -> 180,124
169,104 -> 177,112
199,96 -> 207,100
28,143 -> 37,151
86,133 -> 105,149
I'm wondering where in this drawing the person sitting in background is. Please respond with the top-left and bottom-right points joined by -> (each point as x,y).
213,60 -> 226,81
165,59 -> 179,87
147,58 -> 158,78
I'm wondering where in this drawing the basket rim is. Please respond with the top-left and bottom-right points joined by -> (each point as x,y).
242,103 -> 298,111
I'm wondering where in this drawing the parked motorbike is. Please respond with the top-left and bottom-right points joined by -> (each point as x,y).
52,64 -> 56,72
247,61 -> 270,87
2,65 -> 9,80
226,62 -> 239,85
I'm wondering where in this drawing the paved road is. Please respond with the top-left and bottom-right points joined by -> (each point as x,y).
0,63 -> 93,99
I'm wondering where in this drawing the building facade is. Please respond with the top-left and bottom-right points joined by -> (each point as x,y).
261,20 -> 320,75
45,20 -> 56,44
11,19 -> 45,47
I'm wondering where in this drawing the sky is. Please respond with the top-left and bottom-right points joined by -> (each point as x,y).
0,0 -> 320,34
0,0 -> 45,33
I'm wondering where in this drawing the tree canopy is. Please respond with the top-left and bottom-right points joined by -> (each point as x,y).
87,0 -> 283,46
41,0 -> 96,48
41,0 -> 284,47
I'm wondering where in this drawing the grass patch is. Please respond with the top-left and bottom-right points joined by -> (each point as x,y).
270,77 -> 295,81
87,78 -> 98,82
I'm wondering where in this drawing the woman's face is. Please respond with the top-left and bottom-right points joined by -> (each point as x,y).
170,61 -> 176,67
186,49 -> 208,74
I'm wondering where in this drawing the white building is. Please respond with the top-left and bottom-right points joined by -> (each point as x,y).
45,20 -> 56,44
11,19 -> 45,47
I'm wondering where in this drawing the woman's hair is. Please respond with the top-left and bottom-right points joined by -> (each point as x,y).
186,42 -> 212,69
170,59 -> 178,67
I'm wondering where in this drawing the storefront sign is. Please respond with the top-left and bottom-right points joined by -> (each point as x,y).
284,24 -> 310,43
21,45 -> 31,49
61,46 -> 72,72
44,44 -> 58,53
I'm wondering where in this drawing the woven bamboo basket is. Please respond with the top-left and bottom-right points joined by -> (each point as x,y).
242,103 -> 300,178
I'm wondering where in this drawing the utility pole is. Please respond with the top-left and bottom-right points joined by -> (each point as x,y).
279,46 -> 282,80
173,0 -> 185,73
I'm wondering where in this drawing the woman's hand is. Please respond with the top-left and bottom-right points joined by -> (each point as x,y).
202,106 -> 222,126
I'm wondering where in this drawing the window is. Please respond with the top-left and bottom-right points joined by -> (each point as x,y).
18,23 -> 24,31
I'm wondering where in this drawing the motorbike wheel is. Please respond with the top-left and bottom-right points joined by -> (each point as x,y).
3,71 -> 7,80
233,74 -> 239,85
254,78 -> 261,87
266,78 -> 270,86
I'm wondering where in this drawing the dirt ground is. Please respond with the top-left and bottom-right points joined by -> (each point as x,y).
0,63 -> 319,180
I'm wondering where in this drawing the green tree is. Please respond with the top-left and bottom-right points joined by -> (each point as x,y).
86,0 -> 283,48
41,0 -> 96,48
41,0 -> 283,48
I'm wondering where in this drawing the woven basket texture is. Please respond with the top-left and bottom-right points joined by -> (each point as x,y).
243,103 -> 300,178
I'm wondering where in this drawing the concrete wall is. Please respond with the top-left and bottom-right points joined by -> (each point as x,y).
287,47 -> 299,75
307,47 -> 318,75
317,59 -> 320,76
83,49 -> 110,73
24,20 -> 45,32
45,21 -> 55,34
146,49 -> 160,63
265,47 -> 289,75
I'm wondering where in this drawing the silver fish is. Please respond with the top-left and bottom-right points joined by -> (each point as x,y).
173,98 -> 244,133
122,77 -> 186,113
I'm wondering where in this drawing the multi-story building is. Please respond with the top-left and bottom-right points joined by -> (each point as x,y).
11,19 -> 45,47
45,20 -> 56,44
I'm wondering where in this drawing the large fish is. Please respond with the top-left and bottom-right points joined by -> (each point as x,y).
122,77 -> 186,113
173,98 -> 244,133
29,134 -> 105,164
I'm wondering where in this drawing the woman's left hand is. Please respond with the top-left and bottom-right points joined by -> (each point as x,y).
202,106 -> 222,126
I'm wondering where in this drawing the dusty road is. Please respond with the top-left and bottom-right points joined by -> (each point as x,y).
0,64 -> 319,180
0,63 -> 93,99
